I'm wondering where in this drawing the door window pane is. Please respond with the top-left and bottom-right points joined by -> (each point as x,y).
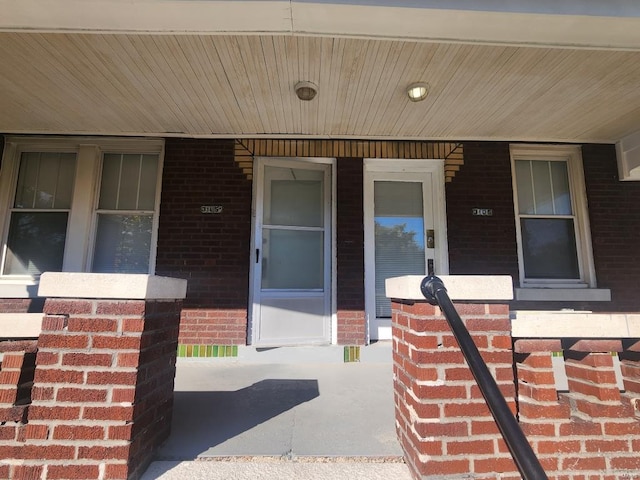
263,166 -> 323,227
4,212 -> 68,275
374,181 -> 425,318
521,218 -> 579,279
92,214 -> 152,273
261,229 -> 323,289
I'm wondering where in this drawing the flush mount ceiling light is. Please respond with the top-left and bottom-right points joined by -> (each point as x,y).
294,81 -> 318,101
406,82 -> 429,102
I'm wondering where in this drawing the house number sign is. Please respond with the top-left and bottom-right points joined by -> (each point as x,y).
472,208 -> 493,217
201,205 -> 223,214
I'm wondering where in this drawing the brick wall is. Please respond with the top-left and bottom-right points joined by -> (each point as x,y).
336,157 -> 366,344
450,142 -> 640,313
0,296 -> 183,480
446,142 -> 519,279
0,298 -> 45,314
156,138 -> 251,345
515,338 -> 640,478
582,144 -> 640,312
393,300 -> 518,479
392,298 -> 640,480
157,145 -> 369,346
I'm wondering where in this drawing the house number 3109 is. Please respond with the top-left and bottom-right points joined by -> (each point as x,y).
201,205 -> 223,214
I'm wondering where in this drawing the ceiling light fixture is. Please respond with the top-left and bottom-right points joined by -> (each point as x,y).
406,82 -> 429,102
295,81 -> 318,101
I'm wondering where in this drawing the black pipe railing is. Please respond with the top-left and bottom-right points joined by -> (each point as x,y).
420,275 -> 548,480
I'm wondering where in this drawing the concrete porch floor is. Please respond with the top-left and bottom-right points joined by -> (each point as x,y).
141,343 -> 412,479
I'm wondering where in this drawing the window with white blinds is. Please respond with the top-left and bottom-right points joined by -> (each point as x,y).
510,144 -> 595,288
3,152 -> 76,275
0,137 -> 163,282
92,153 -> 159,274
373,181 -> 425,318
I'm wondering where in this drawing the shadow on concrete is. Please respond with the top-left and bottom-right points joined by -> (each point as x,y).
156,379 -> 320,460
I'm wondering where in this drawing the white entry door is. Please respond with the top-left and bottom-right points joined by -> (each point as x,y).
250,158 -> 332,346
364,160 -> 447,341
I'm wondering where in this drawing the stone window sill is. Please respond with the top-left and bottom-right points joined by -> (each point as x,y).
514,288 -> 611,302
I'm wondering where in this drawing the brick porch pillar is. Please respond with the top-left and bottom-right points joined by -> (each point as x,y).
22,273 -> 186,480
386,275 -> 517,480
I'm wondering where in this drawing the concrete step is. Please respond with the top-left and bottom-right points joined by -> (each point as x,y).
142,458 -> 412,480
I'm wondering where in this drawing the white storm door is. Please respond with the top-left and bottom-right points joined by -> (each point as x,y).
364,161 -> 447,341
251,159 -> 331,346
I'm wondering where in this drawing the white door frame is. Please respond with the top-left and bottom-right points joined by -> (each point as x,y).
248,156 -> 337,346
363,159 -> 448,342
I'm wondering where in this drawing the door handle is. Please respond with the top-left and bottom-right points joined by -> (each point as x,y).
256,249 -> 260,263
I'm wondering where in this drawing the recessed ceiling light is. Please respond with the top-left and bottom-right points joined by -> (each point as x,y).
407,82 -> 429,102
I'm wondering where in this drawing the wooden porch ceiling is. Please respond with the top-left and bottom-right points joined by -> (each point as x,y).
0,32 -> 639,143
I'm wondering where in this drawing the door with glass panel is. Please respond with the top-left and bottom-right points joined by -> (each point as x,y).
251,159 -> 331,346
364,166 -> 440,341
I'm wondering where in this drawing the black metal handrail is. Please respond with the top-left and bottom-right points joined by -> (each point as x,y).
420,275 -> 548,480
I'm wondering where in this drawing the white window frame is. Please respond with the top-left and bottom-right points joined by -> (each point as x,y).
510,144 -> 596,290
0,136 -> 164,297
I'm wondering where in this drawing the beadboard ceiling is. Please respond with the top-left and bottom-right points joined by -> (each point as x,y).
0,31 -> 639,143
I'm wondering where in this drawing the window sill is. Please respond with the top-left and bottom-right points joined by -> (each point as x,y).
515,288 -> 611,302
0,279 -> 40,298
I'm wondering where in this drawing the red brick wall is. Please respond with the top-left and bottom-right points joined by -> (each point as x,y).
0,297 -> 183,480
156,138 -> 251,345
515,339 -> 640,478
0,298 -> 44,314
392,299 -> 640,480
393,300 -> 518,479
336,158 -> 366,344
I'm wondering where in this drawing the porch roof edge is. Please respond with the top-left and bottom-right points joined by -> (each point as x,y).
1,1 -> 640,51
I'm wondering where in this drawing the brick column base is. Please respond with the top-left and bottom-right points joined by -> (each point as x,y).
392,299 -> 518,479
0,273 -> 186,480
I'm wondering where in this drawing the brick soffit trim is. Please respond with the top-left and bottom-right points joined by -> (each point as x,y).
234,139 -> 464,182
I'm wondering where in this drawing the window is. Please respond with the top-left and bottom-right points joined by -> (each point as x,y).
4,152 -> 76,275
510,145 -> 595,290
0,137 -> 163,293
92,153 -> 159,273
